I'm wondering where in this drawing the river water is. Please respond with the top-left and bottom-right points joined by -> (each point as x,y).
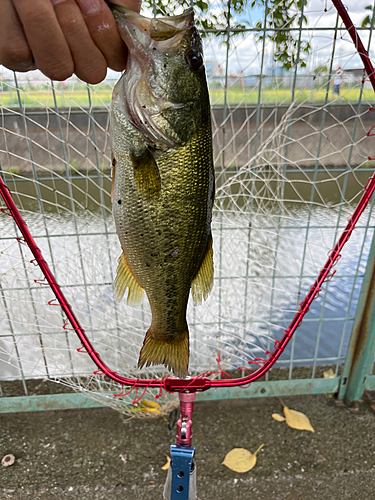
1,169 -> 374,381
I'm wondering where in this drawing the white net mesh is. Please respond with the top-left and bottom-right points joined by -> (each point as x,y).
1,1 -> 375,414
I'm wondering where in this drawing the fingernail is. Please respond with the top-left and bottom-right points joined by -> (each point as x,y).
75,0 -> 103,15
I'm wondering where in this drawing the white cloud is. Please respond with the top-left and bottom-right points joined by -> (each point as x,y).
1,1 -> 374,85
203,0 -> 375,75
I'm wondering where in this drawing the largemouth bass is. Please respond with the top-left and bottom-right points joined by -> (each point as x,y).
109,5 -> 214,378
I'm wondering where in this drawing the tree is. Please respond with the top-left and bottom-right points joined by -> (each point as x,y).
143,0 -> 248,35
144,0 -> 311,71
252,0 -> 311,71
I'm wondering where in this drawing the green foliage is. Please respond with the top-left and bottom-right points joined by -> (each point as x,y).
252,0 -> 310,70
143,0 -> 248,34
143,0 -> 311,71
361,4 -> 374,27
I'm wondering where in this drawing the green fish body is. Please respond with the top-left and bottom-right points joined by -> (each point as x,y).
110,6 -> 214,378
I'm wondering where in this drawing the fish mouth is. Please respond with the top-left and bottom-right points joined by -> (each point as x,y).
110,6 -> 195,148
109,5 -> 194,37
109,5 -> 194,66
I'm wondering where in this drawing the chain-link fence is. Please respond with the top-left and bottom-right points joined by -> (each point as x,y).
1,0 -> 375,413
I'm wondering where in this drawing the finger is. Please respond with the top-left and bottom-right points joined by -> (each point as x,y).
107,0 -> 142,13
51,0 -> 107,84
0,0 -> 35,72
75,0 -> 141,73
12,0 -> 74,81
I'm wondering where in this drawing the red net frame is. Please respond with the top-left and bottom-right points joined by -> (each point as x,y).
2,170 -> 375,395
1,0 -> 375,398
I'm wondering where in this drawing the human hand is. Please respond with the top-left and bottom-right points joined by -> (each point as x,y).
0,0 -> 142,84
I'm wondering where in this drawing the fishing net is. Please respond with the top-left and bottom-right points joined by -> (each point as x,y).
1,1 -> 375,415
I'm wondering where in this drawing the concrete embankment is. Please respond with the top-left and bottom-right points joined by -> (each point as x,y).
1,104 -> 374,174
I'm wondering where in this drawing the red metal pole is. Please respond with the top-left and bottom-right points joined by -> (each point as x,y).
2,172 -> 375,391
331,0 -> 375,92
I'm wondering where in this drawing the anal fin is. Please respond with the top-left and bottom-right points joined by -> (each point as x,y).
114,251 -> 144,305
191,234 -> 214,305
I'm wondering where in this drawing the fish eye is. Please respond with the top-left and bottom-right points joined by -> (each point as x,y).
186,51 -> 203,71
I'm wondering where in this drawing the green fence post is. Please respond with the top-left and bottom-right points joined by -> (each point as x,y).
338,229 -> 375,405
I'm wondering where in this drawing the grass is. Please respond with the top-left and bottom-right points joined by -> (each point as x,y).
209,87 -> 375,105
0,89 -> 112,108
1,86 -> 374,109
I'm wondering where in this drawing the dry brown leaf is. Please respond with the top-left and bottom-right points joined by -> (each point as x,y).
222,445 -> 264,473
161,455 -> 171,470
323,368 -> 335,379
282,405 -> 315,433
272,413 -> 285,422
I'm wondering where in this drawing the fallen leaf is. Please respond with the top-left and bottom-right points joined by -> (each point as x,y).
272,413 -> 285,422
280,400 -> 314,433
222,445 -> 264,473
132,400 -> 162,414
140,400 -> 161,410
323,368 -> 335,379
161,455 -> 171,470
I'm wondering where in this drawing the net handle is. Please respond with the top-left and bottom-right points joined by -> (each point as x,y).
2,172 -> 375,392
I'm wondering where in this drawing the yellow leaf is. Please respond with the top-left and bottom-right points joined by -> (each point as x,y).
138,400 -> 162,414
272,413 -> 285,422
139,400 -> 161,410
323,368 -> 335,379
161,455 -> 171,470
222,445 -> 264,473
283,406 -> 315,433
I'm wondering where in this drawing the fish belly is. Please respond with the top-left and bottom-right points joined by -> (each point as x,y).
112,120 -> 213,377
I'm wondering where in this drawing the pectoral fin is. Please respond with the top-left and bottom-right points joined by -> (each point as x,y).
131,148 -> 161,199
114,251 -> 144,305
191,234 -> 214,305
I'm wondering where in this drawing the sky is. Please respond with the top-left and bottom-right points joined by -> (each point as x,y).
1,0 -> 374,83
203,0 -> 375,75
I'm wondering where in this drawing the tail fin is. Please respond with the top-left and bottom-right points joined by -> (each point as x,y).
138,327 -> 189,378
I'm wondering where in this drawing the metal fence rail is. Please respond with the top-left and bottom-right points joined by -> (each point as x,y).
1,0 -> 375,413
